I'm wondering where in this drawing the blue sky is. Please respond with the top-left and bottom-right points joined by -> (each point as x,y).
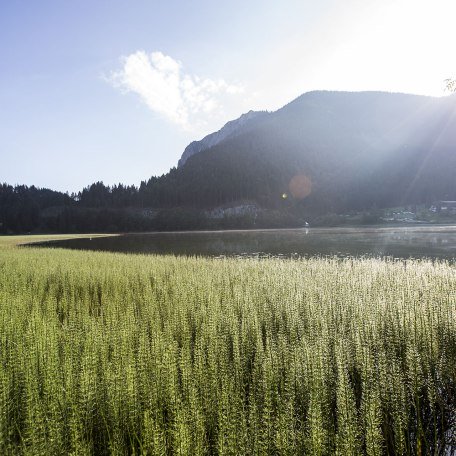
1,0 -> 455,192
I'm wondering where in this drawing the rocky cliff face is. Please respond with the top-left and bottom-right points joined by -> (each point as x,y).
177,110 -> 269,167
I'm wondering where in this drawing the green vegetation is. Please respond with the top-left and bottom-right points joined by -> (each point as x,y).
0,237 -> 455,455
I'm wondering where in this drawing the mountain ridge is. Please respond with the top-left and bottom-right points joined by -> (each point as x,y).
178,90 -> 455,169
175,90 -> 455,211
177,110 -> 269,167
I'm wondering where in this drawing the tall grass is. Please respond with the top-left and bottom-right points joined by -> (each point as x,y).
0,239 -> 455,454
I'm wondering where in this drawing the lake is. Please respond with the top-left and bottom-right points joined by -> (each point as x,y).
34,225 -> 456,259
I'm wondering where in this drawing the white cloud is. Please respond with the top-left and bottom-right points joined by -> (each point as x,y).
109,51 -> 244,131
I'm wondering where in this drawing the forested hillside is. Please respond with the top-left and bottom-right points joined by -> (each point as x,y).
174,91 -> 456,211
2,91 -> 455,233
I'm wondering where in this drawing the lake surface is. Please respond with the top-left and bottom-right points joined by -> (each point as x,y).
35,226 -> 456,259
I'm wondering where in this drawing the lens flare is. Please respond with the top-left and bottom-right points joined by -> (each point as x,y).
289,174 -> 312,199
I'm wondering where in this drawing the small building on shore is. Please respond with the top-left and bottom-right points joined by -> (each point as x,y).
429,201 -> 456,214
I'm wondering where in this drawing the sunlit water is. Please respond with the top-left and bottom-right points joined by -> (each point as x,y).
33,226 -> 456,260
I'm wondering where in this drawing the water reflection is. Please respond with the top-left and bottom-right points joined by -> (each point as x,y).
34,226 -> 456,260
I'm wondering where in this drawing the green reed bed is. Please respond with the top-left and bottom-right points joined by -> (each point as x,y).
0,240 -> 455,455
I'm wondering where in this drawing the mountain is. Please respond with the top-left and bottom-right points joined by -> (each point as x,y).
178,110 -> 269,167
173,91 -> 456,212
2,90 -> 456,233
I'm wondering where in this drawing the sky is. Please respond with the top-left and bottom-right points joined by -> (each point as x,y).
1,0 -> 455,193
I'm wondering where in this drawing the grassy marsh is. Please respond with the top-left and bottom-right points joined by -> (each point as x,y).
0,236 -> 455,455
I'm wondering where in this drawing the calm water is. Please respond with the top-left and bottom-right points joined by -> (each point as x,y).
34,226 -> 456,259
